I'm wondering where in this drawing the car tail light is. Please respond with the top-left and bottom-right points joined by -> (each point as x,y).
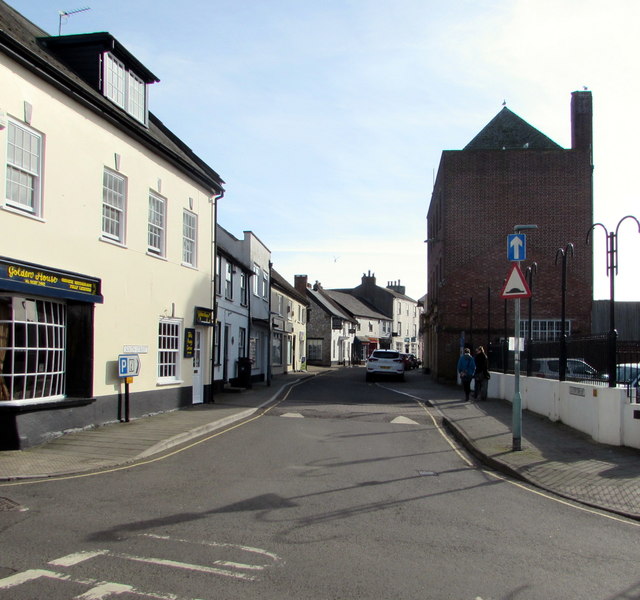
393,359 -> 403,363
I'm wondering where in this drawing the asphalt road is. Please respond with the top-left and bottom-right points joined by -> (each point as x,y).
1,367 -> 639,599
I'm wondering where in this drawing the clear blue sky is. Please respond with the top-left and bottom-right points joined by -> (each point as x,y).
8,0 -> 640,301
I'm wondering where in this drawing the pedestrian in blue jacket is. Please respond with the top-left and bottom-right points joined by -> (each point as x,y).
457,347 -> 476,401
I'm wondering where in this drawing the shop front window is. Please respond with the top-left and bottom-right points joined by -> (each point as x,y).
0,296 -> 66,401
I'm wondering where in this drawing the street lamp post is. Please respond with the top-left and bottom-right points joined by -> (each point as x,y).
586,216 -> 640,387
555,245 -> 574,381
512,224 -> 538,451
525,262 -> 537,377
487,286 -> 491,359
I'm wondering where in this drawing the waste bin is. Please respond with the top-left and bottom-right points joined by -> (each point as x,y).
237,357 -> 253,388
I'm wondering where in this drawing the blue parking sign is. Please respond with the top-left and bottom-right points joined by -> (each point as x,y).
118,354 -> 140,377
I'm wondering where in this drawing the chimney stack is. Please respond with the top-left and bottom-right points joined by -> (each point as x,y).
294,275 -> 308,294
571,90 -> 592,155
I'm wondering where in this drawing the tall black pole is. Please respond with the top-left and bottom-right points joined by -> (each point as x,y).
587,216 -> 640,387
555,245 -> 574,382
469,296 -> 473,349
608,231 -> 617,388
487,286 -> 491,356
525,263 -> 537,377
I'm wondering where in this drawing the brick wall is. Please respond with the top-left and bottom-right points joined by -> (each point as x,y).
428,146 -> 593,379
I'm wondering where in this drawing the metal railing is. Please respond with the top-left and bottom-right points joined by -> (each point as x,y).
491,335 -> 640,396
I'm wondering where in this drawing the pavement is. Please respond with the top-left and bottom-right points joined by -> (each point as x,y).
0,366 -> 638,522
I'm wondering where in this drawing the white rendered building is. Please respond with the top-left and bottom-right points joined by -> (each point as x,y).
0,4 -> 224,448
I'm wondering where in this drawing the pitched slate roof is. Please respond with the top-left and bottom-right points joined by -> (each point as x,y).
307,289 -> 354,322
464,107 -> 562,151
271,269 -> 309,306
324,290 -> 390,321
0,0 -> 224,193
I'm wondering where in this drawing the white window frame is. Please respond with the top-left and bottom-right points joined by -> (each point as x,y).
238,327 -> 246,359
272,332 -> 283,365
103,52 -> 148,124
127,70 -> 146,123
148,191 -> 166,257
157,318 -> 182,383
307,338 -> 323,361
240,272 -> 248,306
520,319 -> 571,342
102,168 -> 127,243
214,321 -> 221,365
225,262 -> 233,300
0,296 -> 66,402
253,265 -> 260,296
182,210 -> 197,267
262,270 -> 269,300
215,255 -> 222,296
5,120 -> 43,217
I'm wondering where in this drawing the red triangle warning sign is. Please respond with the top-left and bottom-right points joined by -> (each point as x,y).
500,263 -> 532,299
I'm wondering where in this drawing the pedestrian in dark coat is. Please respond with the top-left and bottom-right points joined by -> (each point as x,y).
474,346 -> 490,400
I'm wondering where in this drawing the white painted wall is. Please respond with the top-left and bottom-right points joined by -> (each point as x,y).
489,373 -> 640,449
1,55 -> 216,401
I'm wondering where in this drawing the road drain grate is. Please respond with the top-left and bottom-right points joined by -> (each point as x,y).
417,470 -> 438,477
0,497 -> 23,511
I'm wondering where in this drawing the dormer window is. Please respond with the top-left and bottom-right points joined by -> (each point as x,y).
103,52 -> 147,123
37,33 -> 158,127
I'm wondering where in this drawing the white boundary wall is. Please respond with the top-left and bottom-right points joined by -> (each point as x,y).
488,373 -> 640,450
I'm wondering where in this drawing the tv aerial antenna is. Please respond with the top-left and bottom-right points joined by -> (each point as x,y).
58,6 -> 91,35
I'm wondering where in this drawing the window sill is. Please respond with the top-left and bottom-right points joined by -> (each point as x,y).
146,251 -> 168,261
156,379 -> 184,386
0,396 -> 96,413
181,262 -> 198,270
100,236 -> 127,248
2,204 -> 45,222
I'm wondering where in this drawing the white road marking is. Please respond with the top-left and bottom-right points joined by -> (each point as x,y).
110,553 -> 257,581
0,567 -> 208,599
281,412 -> 304,418
211,560 -> 264,571
0,568 -> 68,588
50,550 -> 109,566
142,533 -> 283,564
75,582 -> 133,599
390,416 -> 419,425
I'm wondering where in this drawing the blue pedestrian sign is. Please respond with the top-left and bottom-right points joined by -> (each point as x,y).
507,234 -> 526,262
118,354 -> 140,377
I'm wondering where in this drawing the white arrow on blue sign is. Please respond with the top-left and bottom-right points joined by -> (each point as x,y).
118,354 -> 140,377
507,233 -> 526,261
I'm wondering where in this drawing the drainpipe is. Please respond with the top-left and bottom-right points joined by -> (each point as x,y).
267,260 -> 273,386
211,188 -> 224,402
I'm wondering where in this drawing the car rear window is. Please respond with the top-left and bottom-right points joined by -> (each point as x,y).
372,351 -> 400,359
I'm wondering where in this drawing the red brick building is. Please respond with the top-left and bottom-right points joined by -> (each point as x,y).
424,91 -> 594,380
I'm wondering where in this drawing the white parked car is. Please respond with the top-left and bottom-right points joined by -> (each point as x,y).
530,358 -> 607,382
366,350 -> 405,382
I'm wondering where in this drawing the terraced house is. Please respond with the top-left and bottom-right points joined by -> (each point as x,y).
0,2 -> 224,448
